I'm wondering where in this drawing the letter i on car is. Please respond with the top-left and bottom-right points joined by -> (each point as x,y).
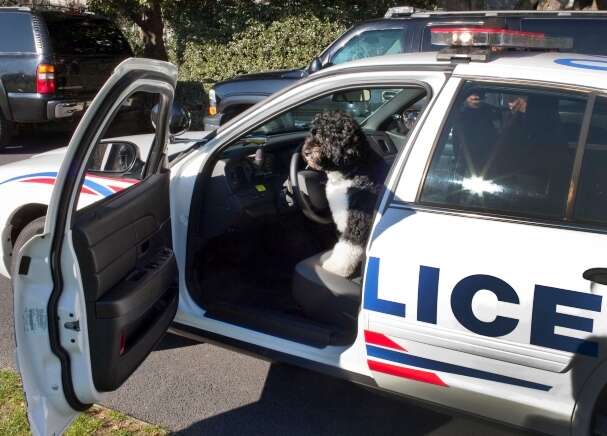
6,25 -> 607,436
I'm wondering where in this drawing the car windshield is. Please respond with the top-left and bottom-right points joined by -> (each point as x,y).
247,87 -> 415,137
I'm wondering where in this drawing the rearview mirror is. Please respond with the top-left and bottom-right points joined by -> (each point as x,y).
332,89 -> 371,103
88,141 -> 138,174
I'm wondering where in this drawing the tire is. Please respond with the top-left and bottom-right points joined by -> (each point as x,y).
10,216 -> 46,276
0,110 -> 12,148
592,386 -> 607,436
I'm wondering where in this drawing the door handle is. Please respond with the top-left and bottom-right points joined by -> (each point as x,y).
583,268 -> 607,286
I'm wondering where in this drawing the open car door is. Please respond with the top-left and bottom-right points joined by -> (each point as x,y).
12,58 -> 179,435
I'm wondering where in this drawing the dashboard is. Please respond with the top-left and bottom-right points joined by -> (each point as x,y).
199,131 -> 402,239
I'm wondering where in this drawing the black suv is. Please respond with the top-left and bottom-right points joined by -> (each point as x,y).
0,7 -> 133,146
205,7 -> 607,130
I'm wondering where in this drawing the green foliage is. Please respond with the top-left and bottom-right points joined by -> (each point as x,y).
88,0 -> 431,124
0,369 -> 167,435
178,14 -> 345,84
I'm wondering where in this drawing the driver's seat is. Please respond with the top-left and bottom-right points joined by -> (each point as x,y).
292,251 -> 362,332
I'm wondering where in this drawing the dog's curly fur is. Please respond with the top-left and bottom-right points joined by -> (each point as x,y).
302,111 -> 387,277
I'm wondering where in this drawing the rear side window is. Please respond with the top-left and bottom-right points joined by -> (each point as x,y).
420,81 -> 587,220
522,19 -> 607,55
331,28 -> 405,65
0,13 -> 35,53
45,17 -> 131,56
574,97 -> 607,224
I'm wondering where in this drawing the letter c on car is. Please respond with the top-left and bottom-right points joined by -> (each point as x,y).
451,274 -> 520,337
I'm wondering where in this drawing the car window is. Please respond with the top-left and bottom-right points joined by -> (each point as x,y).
0,13 -> 35,53
573,97 -> 607,224
331,28 -> 404,65
250,87 -> 416,137
77,91 -> 161,209
419,81 -> 587,220
45,17 -> 131,56
521,19 -> 607,55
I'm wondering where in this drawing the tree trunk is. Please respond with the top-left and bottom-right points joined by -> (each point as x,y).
127,0 -> 168,61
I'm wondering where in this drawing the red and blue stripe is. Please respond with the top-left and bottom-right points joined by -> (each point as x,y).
365,330 -> 551,391
0,171 -> 135,197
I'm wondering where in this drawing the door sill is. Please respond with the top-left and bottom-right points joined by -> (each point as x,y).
168,321 -> 376,387
204,301 -> 356,348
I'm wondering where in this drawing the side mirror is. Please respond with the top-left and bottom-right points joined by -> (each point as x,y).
169,104 -> 192,137
308,57 -> 323,75
150,102 -> 192,137
88,141 -> 138,174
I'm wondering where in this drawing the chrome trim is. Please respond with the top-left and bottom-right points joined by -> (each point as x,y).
53,101 -> 85,119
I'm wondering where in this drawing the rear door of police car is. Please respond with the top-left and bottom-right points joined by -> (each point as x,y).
362,75 -> 607,433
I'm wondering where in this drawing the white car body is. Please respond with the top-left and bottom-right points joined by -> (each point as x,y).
0,131 -> 207,277
10,52 -> 607,436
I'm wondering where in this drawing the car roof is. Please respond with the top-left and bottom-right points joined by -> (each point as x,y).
353,10 -> 607,28
321,50 -> 607,91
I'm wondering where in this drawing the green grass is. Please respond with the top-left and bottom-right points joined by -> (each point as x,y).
0,369 -> 168,435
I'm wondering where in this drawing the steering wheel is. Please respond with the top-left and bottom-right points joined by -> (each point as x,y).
289,146 -> 333,224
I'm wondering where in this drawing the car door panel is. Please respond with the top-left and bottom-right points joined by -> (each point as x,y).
72,171 -> 176,391
14,58 -> 178,435
361,78 -> 607,434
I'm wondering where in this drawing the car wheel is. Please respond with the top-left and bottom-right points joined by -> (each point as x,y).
10,216 -> 46,276
592,386 -> 607,436
0,111 -> 13,148
594,413 -> 607,436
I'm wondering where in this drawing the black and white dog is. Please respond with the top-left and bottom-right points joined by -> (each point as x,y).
302,111 -> 387,277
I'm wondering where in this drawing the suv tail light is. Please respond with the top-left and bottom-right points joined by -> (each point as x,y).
208,88 -> 217,116
36,64 -> 56,94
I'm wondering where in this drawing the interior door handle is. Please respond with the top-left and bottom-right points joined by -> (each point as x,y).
583,268 -> 607,285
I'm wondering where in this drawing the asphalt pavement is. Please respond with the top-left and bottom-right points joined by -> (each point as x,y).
0,131 -> 528,435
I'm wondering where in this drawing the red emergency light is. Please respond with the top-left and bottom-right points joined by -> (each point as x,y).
430,27 -> 573,50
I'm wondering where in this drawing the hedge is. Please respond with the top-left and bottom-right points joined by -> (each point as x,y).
171,15 -> 345,128
177,15 -> 346,85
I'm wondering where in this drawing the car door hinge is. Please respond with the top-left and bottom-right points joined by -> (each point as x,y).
64,320 -> 80,332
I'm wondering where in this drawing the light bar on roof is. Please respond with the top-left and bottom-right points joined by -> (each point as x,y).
385,6 -> 416,17
431,27 -> 573,50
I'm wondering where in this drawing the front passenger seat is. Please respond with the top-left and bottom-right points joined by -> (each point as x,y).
292,250 -> 362,332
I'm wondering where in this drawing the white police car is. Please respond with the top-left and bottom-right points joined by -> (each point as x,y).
10,30 -> 607,436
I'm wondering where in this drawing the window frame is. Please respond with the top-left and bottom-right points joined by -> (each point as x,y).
72,86 -> 172,213
412,77 -> 607,233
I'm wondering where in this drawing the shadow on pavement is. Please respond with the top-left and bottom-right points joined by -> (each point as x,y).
175,362 -> 450,436
1,126 -> 72,159
155,333 -> 200,351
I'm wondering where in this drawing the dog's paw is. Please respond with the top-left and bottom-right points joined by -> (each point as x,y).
322,254 -> 357,277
